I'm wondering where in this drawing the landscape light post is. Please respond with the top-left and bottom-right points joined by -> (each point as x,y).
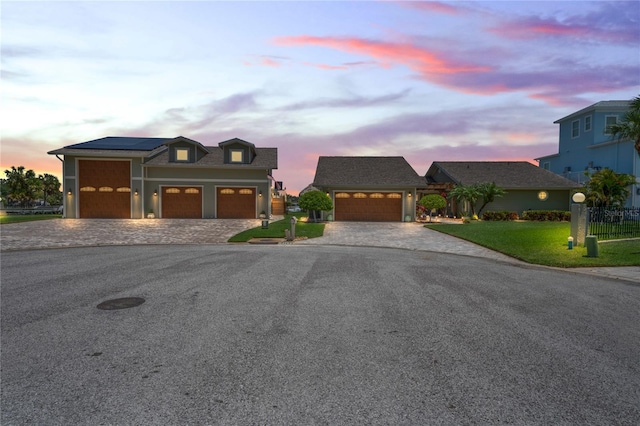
570,192 -> 587,246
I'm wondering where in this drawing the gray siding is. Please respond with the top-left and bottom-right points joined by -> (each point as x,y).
481,190 -> 571,216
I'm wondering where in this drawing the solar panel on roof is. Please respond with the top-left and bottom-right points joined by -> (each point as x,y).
66,137 -> 170,151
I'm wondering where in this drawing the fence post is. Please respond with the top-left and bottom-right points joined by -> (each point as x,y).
571,203 -> 588,246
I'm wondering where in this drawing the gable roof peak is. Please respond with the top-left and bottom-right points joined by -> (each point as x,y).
163,136 -> 210,153
218,137 -> 256,148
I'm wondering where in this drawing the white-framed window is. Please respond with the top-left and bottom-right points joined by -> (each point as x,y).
542,162 -> 550,170
604,115 -> 618,134
571,119 -> 579,138
176,148 -> 189,162
230,149 -> 244,163
584,115 -> 592,132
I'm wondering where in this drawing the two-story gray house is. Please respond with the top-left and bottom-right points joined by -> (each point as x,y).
48,136 -> 278,219
536,100 -> 639,207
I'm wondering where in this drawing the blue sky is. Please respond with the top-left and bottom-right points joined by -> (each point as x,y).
2,1 -> 639,194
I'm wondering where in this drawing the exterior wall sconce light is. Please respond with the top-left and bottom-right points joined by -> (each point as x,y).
67,190 -> 72,196
154,190 -> 158,197
134,189 -> 139,196
538,191 -> 548,201
326,192 -> 330,197
259,190 -> 263,197
408,193 -> 412,198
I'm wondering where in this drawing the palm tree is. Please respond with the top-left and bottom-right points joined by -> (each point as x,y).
475,182 -> 507,215
607,94 -> 640,158
584,168 -> 636,207
448,184 -> 480,216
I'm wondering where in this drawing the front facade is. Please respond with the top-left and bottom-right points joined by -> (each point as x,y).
48,136 -> 278,219
536,100 -> 639,207
312,156 -> 426,222
424,161 -> 581,217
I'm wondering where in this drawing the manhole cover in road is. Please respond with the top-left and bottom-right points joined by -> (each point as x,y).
97,297 -> 145,310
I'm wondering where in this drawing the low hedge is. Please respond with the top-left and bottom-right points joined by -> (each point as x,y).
521,210 -> 571,221
482,211 -> 519,221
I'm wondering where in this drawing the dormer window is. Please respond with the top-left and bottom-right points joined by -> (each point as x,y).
230,149 -> 244,163
176,148 -> 190,162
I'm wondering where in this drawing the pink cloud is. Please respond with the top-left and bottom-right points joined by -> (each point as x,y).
275,35 -> 492,76
303,62 -> 348,70
488,17 -> 638,44
261,57 -> 281,67
243,55 -> 289,68
398,1 -> 463,15
488,4 -> 639,45
273,34 -> 639,104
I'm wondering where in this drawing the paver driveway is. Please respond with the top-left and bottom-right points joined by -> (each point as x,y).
0,218 -> 262,251
1,218 -> 512,263
297,221 -> 518,262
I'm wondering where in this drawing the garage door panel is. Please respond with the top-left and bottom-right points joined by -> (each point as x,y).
162,187 -> 202,218
78,160 -> 131,218
217,188 -> 255,219
335,192 -> 402,221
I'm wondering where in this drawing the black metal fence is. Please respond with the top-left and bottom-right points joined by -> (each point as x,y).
588,207 -> 640,240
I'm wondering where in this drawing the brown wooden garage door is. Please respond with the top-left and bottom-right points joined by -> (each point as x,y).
78,160 -> 131,218
162,187 -> 202,218
335,192 -> 403,221
217,187 -> 255,218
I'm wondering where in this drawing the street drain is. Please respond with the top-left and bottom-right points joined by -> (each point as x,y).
97,297 -> 145,310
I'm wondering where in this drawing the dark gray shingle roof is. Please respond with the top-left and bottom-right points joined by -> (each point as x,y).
313,156 -> 426,187
48,136 -> 277,169
144,147 -> 277,169
426,161 -> 581,189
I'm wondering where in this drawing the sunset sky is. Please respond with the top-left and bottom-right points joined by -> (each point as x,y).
2,1 -> 639,195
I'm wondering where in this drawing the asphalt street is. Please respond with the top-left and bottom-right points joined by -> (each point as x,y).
2,244 -> 639,425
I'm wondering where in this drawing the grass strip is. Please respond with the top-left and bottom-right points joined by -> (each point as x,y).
425,221 -> 640,267
228,214 -> 325,242
0,214 -> 62,225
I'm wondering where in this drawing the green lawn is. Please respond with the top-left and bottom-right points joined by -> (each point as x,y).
0,214 -> 62,224
425,221 -> 640,267
228,213 -> 325,242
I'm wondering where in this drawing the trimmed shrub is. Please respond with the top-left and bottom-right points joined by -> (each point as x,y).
521,210 -> 571,221
482,211 -> 519,221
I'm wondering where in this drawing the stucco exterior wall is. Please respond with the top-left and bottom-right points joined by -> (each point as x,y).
142,180 -> 271,219
481,190 -> 571,216
60,155 -> 272,218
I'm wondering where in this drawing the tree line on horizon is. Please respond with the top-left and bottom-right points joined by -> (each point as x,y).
1,166 -> 62,208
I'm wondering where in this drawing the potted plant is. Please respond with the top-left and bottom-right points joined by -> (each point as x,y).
147,209 -> 155,219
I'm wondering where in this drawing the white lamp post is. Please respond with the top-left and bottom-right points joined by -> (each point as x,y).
570,192 -> 587,246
